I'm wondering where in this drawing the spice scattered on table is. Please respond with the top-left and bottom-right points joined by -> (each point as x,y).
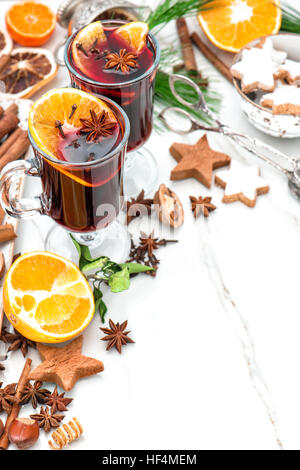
6,328 -> 36,358
45,387 -> 73,414
20,381 -> 51,409
0,358 -> 32,450
154,184 -> 184,228
190,195 -> 217,218
30,406 -> 64,433
127,231 -> 178,276
125,189 -> 153,225
100,319 -> 134,354
0,382 -> 16,414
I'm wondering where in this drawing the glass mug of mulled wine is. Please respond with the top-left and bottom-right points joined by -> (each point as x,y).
0,88 -> 131,261
65,20 -> 160,197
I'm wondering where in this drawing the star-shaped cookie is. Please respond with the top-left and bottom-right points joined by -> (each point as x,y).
215,161 -> 269,207
29,336 -> 104,391
169,134 -> 231,188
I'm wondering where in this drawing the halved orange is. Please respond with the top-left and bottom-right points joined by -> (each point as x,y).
3,251 -> 95,343
198,0 -> 281,53
28,87 -> 117,162
114,21 -> 149,53
5,1 -> 56,46
71,21 -> 107,72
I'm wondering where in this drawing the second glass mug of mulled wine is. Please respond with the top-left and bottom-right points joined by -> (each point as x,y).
0,87 -> 130,261
64,20 -> 160,197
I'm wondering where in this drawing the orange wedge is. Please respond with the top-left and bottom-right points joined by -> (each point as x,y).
5,1 -> 56,46
71,21 -> 107,72
198,0 -> 281,53
28,87 -> 117,163
3,251 -> 95,343
114,21 -> 149,53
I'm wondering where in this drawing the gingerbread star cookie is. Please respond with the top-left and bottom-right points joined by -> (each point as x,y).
169,134 -> 231,188
29,336 -> 104,391
215,161 -> 269,207
260,83 -> 300,115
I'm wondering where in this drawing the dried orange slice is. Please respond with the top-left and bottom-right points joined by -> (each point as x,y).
71,21 -> 107,71
3,251 -> 95,343
0,47 -> 58,99
0,27 -> 13,59
5,1 -> 56,46
28,87 -> 117,163
114,21 -> 149,53
198,0 -> 281,53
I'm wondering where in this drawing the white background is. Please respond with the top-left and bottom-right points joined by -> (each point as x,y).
1,0 -> 300,450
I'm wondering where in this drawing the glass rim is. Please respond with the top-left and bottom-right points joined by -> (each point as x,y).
64,20 -> 161,89
28,91 -> 130,169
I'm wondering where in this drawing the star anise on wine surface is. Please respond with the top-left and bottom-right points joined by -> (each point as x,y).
6,328 -> 36,358
0,382 -> 17,414
30,406 -> 65,433
79,109 -> 115,142
125,189 -> 153,224
100,319 -> 134,354
105,49 -> 137,73
45,386 -> 73,414
189,195 -> 216,218
20,381 -> 51,409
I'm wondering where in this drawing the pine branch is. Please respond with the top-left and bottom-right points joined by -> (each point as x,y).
147,0 -> 218,31
280,2 -> 300,33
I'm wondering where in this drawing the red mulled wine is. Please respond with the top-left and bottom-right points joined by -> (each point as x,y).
66,21 -> 159,152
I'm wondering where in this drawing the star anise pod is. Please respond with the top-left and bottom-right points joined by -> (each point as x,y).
0,326 -> 13,344
20,381 -> 51,409
6,329 -> 36,358
79,109 -> 115,142
0,382 -> 17,414
125,189 -> 153,224
100,319 -> 134,354
139,231 -> 177,257
30,406 -> 64,433
45,386 -> 73,414
126,232 -> 178,277
105,49 -> 137,73
189,196 -> 217,218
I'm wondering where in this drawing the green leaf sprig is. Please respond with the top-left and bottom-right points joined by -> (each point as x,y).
70,235 -> 152,322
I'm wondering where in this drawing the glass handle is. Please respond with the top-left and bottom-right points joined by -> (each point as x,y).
0,159 -> 45,219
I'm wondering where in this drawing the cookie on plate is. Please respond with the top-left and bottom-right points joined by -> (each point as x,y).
231,38 -> 286,94
260,82 -> 300,115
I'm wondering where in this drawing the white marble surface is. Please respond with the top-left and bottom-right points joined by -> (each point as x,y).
1,0 -> 300,450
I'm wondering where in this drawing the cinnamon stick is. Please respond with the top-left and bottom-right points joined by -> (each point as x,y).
0,358 -> 32,450
0,55 -> 9,74
176,18 -> 199,76
0,127 -> 22,159
190,32 -> 233,84
0,252 -> 5,279
0,112 -> 19,140
0,224 -> 16,243
0,130 -> 29,171
0,206 -> 4,225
